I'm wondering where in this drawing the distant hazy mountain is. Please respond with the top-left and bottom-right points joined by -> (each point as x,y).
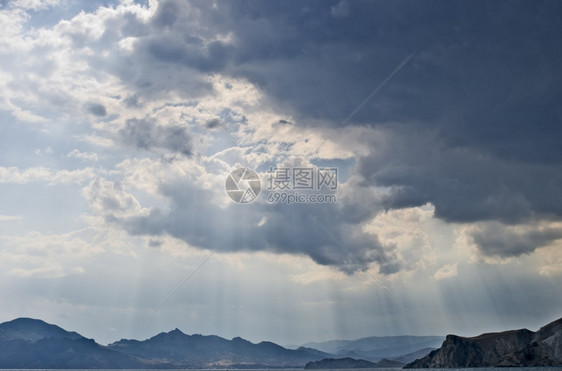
405,317 -> 562,368
304,357 -> 404,369
387,347 -> 436,364
0,318 -> 151,368
108,329 -> 331,368
302,335 -> 444,361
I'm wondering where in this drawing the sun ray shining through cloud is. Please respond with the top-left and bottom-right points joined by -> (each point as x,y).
0,0 -> 561,351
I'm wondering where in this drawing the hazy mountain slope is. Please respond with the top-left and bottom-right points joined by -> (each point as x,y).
303,335 -> 444,360
0,317 -> 83,342
0,318 -> 150,368
388,347 -> 437,364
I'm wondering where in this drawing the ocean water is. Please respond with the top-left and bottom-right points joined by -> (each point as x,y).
2,370 -> 561,371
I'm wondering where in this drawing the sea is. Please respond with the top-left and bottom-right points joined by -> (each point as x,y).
2,368 -> 561,371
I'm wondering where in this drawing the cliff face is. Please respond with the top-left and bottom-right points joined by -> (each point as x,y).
405,317 -> 562,368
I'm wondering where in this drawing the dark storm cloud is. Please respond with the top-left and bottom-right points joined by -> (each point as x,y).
123,95 -> 141,108
127,0 -> 562,226
119,118 -> 192,156
357,126 -> 562,224
216,0 -> 562,225
145,35 -> 233,72
87,103 -> 107,116
471,223 -> 562,258
148,239 -> 163,248
151,0 -> 181,28
205,118 -> 220,128
81,0 -> 562,263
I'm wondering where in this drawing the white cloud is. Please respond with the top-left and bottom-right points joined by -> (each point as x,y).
10,0 -> 60,11
291,267 -> 346,285
0,229 -> 103,279
434,263 -> 458,280
82,134 -> 115,148
0,166 -> 96,185
11,106 -> 49,123
535,243 -> 562,276
65,149 -> 99,162
363,204 -> 437,272
0,215 -> 22,222
83,177 -> 150,219
35,146 -> 53,156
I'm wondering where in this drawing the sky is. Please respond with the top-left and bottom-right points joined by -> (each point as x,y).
1,0 -> 562,347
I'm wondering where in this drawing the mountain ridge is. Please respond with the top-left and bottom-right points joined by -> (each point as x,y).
108,327 -> 332,368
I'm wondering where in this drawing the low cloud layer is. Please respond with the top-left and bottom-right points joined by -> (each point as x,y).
85,160 -> 398,274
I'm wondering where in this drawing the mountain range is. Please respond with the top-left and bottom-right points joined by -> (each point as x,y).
0,317 -> 431,368
302,335 -> 444,361
7,316 -> 559,368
